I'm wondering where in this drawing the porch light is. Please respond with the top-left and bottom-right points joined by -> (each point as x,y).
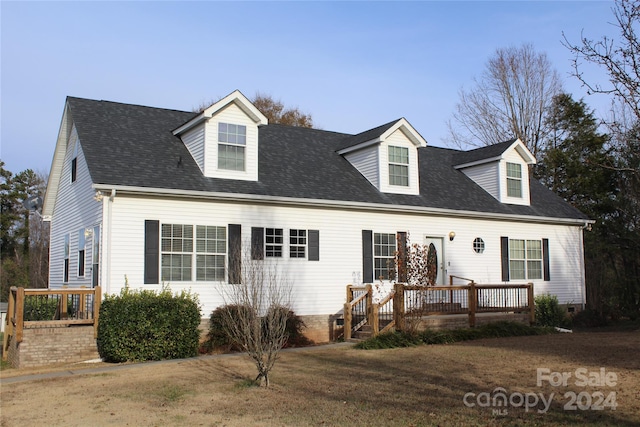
93,191 -> 104,202
449,231 -> 456,241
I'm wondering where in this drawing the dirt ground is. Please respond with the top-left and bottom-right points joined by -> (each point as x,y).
1,330 -> 639,426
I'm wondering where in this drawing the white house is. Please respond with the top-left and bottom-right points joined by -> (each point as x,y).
42,90 -> 591,341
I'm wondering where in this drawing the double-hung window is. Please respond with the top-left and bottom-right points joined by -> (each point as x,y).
290,229 -> 307,258
388,146 -> 409,187
161,224 -> 193,281
195,226 -> 226,281
161,224 -> 228,281
78,229 -> 86,277
218,123 -> 246,171
63,234 -> 70,283
506,162 -> 522,198
374,233 -> 396,280
509,239 -> 542,280
265,228 -> 283,257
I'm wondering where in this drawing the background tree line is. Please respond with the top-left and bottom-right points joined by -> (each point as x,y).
2,0 -> 637,321
0,161 -> 49,301
449,0 -> 639,320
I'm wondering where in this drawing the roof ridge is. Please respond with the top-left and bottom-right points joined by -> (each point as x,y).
66,96 -> 195,115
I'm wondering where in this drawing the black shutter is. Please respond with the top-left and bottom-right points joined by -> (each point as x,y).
500,236 -> 510,282
362,230 -> 373,283
542,238 -> 550,281
251,227 -> 264,260
144,220 -> 159,284
397,231 -> 407,282
228,224 -> 242,284
308,230 -> 319,261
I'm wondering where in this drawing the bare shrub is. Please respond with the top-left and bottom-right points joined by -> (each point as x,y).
217,247 -> 292,387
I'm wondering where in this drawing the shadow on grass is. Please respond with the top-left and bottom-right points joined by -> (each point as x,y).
273,336 -> 639,426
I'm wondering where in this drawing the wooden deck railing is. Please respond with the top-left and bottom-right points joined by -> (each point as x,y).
343,284 -> 371,340
2,286 -> 101,361
344,281 -> 534,338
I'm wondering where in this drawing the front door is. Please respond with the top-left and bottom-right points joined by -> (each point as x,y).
423,236 -> 445,285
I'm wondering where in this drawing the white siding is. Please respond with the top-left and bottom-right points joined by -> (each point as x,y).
344,146 -> 379,188
460,162 -> 500,200
181,124 -> 205,173
49,125 -> 103,289
203,103 -> 259,181
104,195 -> 586,317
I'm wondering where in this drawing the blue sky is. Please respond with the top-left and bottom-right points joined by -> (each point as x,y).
1,1 -> 617,175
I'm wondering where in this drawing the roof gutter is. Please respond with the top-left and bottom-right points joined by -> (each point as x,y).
92,184 -> 594,227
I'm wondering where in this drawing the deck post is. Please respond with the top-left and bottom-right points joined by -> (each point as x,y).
2,288 -> 17,361
527,282 -> 535,325
372,303 -> 380,336
15,287 -> 25,344
343,302 -> 352,340
94,286 -> 102,338
393,282 -> 405,331
468,281 -> 476,328
365,284 -> 373,326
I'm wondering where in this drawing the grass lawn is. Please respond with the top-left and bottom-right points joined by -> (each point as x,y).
1,330 -> 639,426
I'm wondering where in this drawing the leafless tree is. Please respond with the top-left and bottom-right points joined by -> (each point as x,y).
28,170 -> 49,288
563,0 -> 640,128
446,44 -> 562,158
217,246 -> 292,387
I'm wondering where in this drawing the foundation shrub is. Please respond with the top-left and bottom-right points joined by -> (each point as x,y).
200,305 -> 312,354
23,296 -> 58,321
356,321 -> 556,349
535,294 -> 571,328
97,287 -> 201,362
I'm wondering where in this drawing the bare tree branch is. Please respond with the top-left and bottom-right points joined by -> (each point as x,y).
446,44 -> 562,159
217,244 -> 292,387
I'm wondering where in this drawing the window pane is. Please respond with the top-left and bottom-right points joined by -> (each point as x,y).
389,146 -> 408,164
527,240 -> 542,260
527,261 -> 543,280
506,162 -> 522,178
509,239 -> 525,259
510,260 -> 526,280
218,145 -> 245,171
507,178 -> 522,198
218,122 -> 247,147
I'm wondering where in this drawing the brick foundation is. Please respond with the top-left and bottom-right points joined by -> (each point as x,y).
6,325 -> 99,369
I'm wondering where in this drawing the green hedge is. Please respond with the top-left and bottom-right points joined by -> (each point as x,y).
23,296 -> 58,321
97,287 -> 201,363
355,321 -> 557,350
535,293 -> 571,328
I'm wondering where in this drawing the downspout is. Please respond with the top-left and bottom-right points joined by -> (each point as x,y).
105,189 -> 116,294
580,221 -> 593,308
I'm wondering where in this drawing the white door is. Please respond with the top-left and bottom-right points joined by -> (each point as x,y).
424,236 -> 445,285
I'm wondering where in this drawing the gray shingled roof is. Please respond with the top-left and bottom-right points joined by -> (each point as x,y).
452,139 -> 517,166
67,97 -> 587,221
337,119 -> 400,152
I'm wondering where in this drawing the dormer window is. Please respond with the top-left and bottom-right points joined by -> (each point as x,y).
388,146 -> 409,187
506,162 -> 522,198
218,123 -> 247,171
